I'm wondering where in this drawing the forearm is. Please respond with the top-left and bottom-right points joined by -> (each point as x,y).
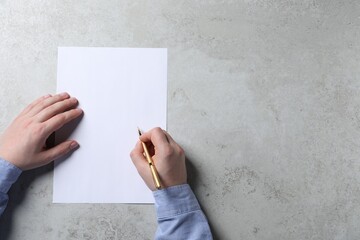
153,184 -> 212,240
0,158 -> 22,216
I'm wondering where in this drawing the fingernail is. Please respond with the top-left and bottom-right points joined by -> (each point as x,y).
60,92 -> 69,97
70,97 -> 78,103
70,141 -> 79,150
43,94 -> 52,99
75,108 -> 83,114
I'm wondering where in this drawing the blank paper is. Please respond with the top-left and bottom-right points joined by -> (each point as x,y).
53,47 -> 167,203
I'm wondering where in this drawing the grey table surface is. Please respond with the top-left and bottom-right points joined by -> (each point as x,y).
0,1 -> 360,239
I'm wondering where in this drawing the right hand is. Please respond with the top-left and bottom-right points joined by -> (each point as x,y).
130,127 -> 187,191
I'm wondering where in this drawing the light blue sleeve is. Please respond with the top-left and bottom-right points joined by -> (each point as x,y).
0,158 -> 22,216
153,184 -> 213,240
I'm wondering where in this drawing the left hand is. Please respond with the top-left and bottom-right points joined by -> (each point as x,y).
0,92 -> 83,170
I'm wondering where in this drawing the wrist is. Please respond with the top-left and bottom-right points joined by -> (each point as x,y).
153,184 -> 201,219
0,157 -> 22,193
0,153 -> 22,170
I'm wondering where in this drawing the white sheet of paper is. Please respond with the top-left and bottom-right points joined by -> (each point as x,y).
53,47 -> 167,203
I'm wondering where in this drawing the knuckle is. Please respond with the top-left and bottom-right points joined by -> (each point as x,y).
46,104 -> 57,113
27,102 -> 35,110
177,146 -> 185,156
21,118 -> 33,128
130,150 -> 136,159
54,94 -> 63,100
56,113 -> 67,123
163,145 -> 174,157
39,100 -> 48,109
153,127 -> 163,134
32,124 -> 46,136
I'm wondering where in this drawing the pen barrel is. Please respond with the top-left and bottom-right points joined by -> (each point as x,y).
150,164 -> 162,189
140,141 -> 162,189
141,142 -> 152,164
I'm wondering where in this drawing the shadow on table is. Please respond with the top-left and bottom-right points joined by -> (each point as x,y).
0,116 -> 82,239
0,164 -> 53,240
186,157 -> 221,240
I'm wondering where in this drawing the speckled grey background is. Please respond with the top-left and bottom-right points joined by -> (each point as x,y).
0,0 -> 359,239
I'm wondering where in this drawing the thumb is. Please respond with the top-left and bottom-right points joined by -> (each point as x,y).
39,140 -> 79,165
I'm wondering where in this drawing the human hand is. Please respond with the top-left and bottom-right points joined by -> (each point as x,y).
0,93 -> 83,170
130,127 -> 187,191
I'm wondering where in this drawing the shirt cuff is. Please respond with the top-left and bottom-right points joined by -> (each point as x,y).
0,158 -> 22,193
153,184 -> 201,219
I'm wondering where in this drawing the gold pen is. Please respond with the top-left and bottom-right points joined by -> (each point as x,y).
138,128 -> 162,190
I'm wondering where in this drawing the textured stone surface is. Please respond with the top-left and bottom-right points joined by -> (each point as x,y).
0,0 -> 360,239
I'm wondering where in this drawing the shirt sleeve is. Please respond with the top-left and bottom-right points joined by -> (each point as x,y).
0,158 -> 22,216
153,184 -> 213,240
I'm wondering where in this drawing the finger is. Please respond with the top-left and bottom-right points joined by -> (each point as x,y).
130,142 -> 151,177
20,94 -> 52,116
162,130 -> 176,145
162,130 -> 183,154
27,92 -> 71,117
130,141 -> 147,166
140,127 -> 170,150
43,108 -> 83,135
36,97 -> 78,122
130,141 -> 156,189
38,140 -> 79,167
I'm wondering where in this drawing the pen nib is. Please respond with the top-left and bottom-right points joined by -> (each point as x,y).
137,127 -> 142,136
